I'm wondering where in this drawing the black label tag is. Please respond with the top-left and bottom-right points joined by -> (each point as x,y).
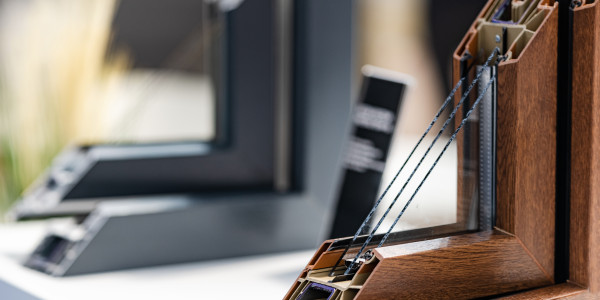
330,72 -> 408,238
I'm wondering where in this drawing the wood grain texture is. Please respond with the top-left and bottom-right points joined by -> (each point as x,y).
570,2 -> 600,294
308,240 -> 338,269
354,231 -> 552,300
497,4 -> 558,279
453,1 -> 558,280
561,291 -> 600,300
498,283 -> 586,299
495,59 -> 519,234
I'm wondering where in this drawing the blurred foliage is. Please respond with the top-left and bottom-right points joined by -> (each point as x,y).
0,0 -> 129,217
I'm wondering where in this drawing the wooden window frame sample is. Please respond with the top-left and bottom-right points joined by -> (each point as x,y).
285,231 -> 553,299
456,0 -> 560,294
285,0 -> 600,298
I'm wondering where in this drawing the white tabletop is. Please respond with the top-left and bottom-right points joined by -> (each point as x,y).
0,220 -> 313,300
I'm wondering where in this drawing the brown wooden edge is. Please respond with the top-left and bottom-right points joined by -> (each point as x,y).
285,231 -> 555,300
498,283 -> 587,299
453,0 -> 559,280
569,1 -> 600,295
353,230 -> 552,299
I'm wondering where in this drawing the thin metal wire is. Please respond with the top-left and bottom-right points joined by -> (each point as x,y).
342,48 -> 500,276
377,61 -> 499,247
327,77 -> 465,276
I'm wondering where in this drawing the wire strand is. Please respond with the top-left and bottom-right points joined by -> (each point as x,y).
342,48 -> 500,276
377,63 -> 499,247
328,77 -> 464,276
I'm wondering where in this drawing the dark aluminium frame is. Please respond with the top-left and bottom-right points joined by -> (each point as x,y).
12,0 -> 360,276
58,0 -> 291,200
13,0 -> 360,244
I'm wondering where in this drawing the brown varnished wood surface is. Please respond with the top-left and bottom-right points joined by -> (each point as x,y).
495,59 -> 518,234
373,230 -> 496,259
570,2 -> 600,294
496,4 -> 558,279
498,283 -> 587,299
354,231 -> 552,300
307,240 -> 333,267
453,1 -> 558,280
562,292 -> 600,300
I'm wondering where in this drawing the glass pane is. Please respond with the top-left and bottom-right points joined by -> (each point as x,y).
107,0 -> 221,143
356,0 -> 489,238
